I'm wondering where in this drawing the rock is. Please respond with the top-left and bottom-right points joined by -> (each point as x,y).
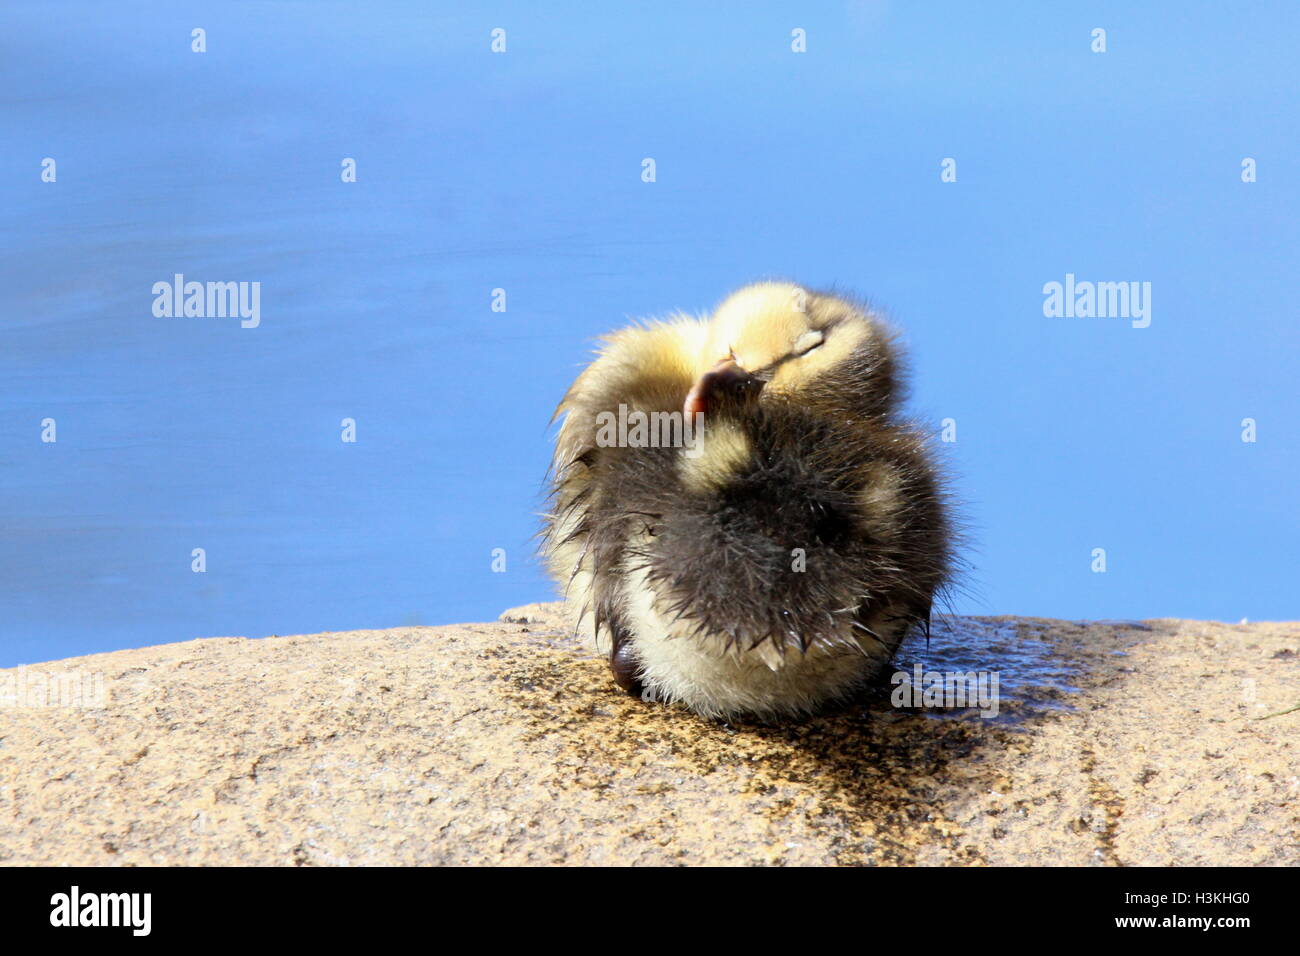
0,605 -> 1295,865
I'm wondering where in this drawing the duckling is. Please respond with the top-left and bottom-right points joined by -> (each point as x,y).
543,282 -> 952,721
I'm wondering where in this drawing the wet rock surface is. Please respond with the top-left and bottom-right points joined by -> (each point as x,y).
1,604 -> 1295,865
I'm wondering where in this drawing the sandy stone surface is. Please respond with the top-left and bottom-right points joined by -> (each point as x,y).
0,603 -> 1295,866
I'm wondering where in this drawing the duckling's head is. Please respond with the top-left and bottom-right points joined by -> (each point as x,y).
685,282 -> 892,418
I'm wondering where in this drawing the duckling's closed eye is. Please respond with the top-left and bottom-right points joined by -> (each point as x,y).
793,330 -> 824,355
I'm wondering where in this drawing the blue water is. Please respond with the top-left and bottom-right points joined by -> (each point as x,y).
3,2 -> 1297,666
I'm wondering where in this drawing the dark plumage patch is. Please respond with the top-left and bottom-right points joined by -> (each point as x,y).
549,396 -> 951,663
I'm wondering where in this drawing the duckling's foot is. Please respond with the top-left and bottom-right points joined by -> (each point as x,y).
609,642 -> 644,698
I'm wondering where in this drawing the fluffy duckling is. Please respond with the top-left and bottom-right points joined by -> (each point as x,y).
543,282 -> 951,722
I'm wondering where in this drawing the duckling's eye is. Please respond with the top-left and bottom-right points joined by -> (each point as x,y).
792,330 -> 824,356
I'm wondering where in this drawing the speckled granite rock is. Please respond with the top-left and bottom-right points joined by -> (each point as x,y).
0,604 -> 1295,866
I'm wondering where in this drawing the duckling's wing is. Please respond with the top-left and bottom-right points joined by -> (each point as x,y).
543,316 -> 706,656
551,316 -> 706,470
